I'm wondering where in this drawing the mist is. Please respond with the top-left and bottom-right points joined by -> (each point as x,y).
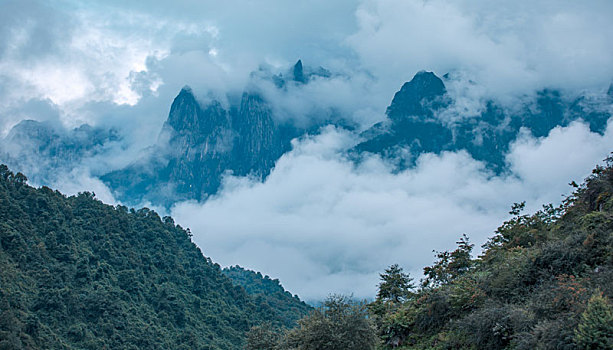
170,122 -> 613,300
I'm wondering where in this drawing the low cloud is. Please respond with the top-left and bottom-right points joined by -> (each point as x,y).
348,0 -> 613,104
172,122 -> 613,301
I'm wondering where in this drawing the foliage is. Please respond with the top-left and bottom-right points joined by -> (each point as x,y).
574,292 -> 613,349
248,295 -> 377,350
0,164 -> 302,349
368,156 -> 613,349
246,323 -> 283,350
422,234 -> 474,288
223,266 -> 312,328
377,264 -> 415,303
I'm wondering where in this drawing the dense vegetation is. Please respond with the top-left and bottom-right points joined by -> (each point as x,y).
248,157 -> 613,350
223,266 -> 312,328
246,295 -> 376,350
0,165 -> 308,350
2,153 -> 612,349
368,157 -> 613,349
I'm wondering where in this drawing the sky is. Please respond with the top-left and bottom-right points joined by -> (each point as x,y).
1,0 -> 613,300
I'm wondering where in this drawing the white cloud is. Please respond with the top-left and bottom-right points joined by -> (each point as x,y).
348,0 -> 613,103
49,167 -> 119,205
171,122 -> 613,301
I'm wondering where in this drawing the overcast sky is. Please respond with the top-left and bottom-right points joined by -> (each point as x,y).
1,0 -> 613,300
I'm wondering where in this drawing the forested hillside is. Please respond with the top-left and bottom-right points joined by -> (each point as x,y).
368,158 -> 613,349
0,164 -> 308,350
247,157 -> 613,350
223,266 -> 312,328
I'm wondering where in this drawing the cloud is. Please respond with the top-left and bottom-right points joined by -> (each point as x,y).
171,122 -> 613,301
48,167 -> 119,205
348,0 -> 613,103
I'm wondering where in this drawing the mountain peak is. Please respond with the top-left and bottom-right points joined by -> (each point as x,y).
166,86 -> 201,132
408,71 -> 446,96
293,59 -> 306,83
386,71 -> 447,119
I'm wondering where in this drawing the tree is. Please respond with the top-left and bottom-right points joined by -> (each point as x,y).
422,234 -> 474,288
246,323 -> 281,350
377,264 -> 415,303
285,295 -> 377,350
574,292 -> 613,349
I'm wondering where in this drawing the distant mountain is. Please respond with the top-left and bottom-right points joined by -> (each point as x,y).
0,164 -> 309,349
1,66 -> 610,207
101,85 -> 299,206
0,120 -> 119,184
223,266 -> 313,328
102,60 -> 339,207
355,71 -> 612,172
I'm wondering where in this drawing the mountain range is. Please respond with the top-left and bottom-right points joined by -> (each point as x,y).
1,61 -> 611,208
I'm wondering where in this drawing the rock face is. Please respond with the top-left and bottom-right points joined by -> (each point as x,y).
355,71 -> 612,172
102,60 -> 341,207
102,86 -> 298,206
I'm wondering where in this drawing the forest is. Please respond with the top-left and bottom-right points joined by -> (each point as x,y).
0,164 -> 309,349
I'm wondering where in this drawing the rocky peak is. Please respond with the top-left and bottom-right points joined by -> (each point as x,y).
166,86 -> 200,131
165,87 -> 230,142
293,59 -> 306,84
386,71 -> 447,120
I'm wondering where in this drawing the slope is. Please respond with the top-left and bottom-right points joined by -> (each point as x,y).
223,266 -> 312,328
0,164 -> 306,350
369,157 -> 613,349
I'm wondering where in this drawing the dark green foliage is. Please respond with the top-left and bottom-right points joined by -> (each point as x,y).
246,323 -> 283,350
377,264 -> 415,303
246,295 -> 377,350
283,295 -> 377,350
574,292 -> 613,349
223,266 -> 312,328
0,164 -> 293,349
370,157 -> 613,349
422,234 -> 474,288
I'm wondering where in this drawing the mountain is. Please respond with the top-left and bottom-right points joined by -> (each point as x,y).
0,164 -> 309,349
0,120 -> 119,184
101,86 -> 298,207
102,60 -> 340,207
355,71 -> 612,172
2,66 -> 610,207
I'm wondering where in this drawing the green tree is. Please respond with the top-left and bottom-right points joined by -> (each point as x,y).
422,234 -> 474,288
574,292 -> 613,350
246,323 -> 282,350
285,295 -> 376,350
377,264 -> 415,303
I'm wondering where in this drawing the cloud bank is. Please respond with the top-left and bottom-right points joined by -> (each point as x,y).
172,122 -> 613,300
